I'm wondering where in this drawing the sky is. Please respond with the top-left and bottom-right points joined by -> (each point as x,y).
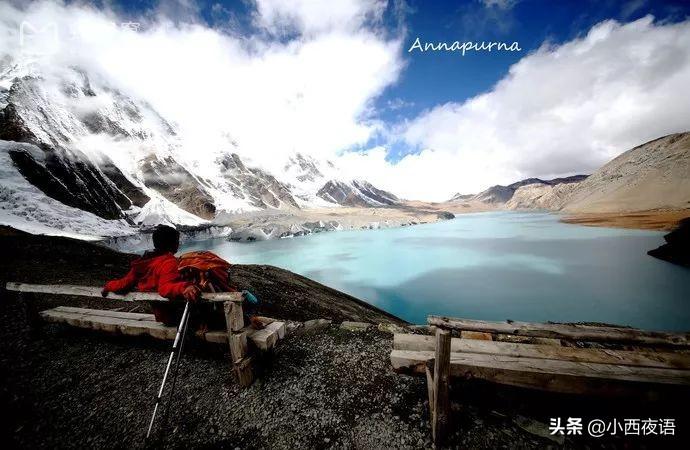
1,0 -> 690,201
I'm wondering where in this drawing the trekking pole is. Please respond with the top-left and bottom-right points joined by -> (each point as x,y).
158,300 -> 194,435
146,301 -> 192,440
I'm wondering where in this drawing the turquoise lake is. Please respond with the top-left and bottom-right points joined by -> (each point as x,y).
180,212 -> 690,331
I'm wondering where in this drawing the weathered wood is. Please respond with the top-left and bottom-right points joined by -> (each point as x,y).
5,282 -> 243,303
425,364 -> 435,414
40,309 -> 177,340
390,350 -> 690,394
432,329 -> 451,445
460,330 -> 493,341
235,357 -> 254,387
428,315 -> 690,347
393,334 -> 690,370
224,301 -> 244,332
203,322 -> 286,351
229,331 -> 248,363
54,306 -> 155,321
247,321 -> 286,351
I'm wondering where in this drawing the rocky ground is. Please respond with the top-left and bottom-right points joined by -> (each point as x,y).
1,227 -> 688,449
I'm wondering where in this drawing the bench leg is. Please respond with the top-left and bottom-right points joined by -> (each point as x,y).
224,300 -> 254,387
20,292 -> 43,334
432,329 -> 451,446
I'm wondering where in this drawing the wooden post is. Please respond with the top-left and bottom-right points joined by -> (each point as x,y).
425,362 -> 435,418
229,331 -> 248,363
224,300 -> 254,387
224,301 -> 244,332
235,357 -> 254,387
20,292 -> 42,334
432,328 -> 451,445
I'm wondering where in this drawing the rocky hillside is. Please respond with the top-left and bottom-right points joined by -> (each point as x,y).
450,175 -> 587,205
0,57 -> 398,237
562,133 -> 690,213
457,132 -> 690,214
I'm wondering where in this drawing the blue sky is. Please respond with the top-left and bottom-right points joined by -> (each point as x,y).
100,0 -> 690,118
90,0 -> 690,161
10,0 -> 690,199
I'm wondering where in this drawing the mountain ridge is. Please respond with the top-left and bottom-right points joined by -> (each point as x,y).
0,58 -> 400,235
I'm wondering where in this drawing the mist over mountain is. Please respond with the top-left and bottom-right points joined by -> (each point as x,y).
0,58 -> 399,236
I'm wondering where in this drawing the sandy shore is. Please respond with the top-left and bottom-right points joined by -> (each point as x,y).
561,209 -> 690,231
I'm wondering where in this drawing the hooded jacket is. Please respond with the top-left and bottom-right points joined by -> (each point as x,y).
103,251 -> 190,300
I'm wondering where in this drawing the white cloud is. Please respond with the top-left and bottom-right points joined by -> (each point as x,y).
0,0 -> 402,175
253,0 -> 387,36
2,3 -> 689,204
352,16 -> 690,201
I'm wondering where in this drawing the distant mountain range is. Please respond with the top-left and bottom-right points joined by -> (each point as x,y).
450,175 -> 588,204
0,58 -> 399,235
448,133 -> 690,213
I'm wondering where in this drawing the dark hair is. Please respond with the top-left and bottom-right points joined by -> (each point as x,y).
152,225 -> 180,252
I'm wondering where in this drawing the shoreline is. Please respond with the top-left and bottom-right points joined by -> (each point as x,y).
560,209 -> 690,231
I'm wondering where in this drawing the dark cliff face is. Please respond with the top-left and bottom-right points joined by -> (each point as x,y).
140,155 -> 216,219
0,76 -> 150,220
8,145 -> 133,220
648,218 -> 690,267
218,153 -> 299,209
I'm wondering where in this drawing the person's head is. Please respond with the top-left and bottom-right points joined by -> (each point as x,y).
152,225 -> 180,254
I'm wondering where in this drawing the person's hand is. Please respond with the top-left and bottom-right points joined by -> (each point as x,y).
183,285 -> 201,303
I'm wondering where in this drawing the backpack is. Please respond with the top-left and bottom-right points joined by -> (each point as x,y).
177,251 -> 236,293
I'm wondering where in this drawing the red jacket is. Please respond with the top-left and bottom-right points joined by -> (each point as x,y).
103,251 -> 190,300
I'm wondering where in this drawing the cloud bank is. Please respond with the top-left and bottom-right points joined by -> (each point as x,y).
1,2 -> 690,202
361,15 -> 690,200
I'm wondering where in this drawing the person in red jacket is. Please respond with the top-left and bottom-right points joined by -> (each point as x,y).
102,225 -> 200,324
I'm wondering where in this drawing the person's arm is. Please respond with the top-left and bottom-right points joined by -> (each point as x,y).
156,258 -> 198,301
103,268 -> 138,295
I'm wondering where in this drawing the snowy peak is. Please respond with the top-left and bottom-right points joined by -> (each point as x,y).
316,179 -> 399,207
0,55 -> 402,236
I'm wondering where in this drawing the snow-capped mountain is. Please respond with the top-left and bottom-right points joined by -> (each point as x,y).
0,56 -> 399,236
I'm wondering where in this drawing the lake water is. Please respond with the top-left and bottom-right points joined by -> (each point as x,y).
180,212 -> 690,331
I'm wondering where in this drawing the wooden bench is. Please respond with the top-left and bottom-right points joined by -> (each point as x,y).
6,282 -> 286,387
391,315 -> 690,445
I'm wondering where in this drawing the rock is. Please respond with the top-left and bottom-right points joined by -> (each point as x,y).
648,218 -> 690,267
513,415 -> 564,445
303,319 -> 332,331
377,323 -> 407,335
340,321 -> 372,331
436,211 -> 455,220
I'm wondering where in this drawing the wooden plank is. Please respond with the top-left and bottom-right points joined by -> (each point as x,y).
432,329 -> 451,445
54,306 -> 155,321
224,301 -> 244,332
390,350 -> 690,394
246,322 -> 285,351
5,282 -> 242,303
393,334 -> 690,370
40,309 -> 177,340
428,315 -> 690,348
229,331 -> 248,363
202,322 -> 286,351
